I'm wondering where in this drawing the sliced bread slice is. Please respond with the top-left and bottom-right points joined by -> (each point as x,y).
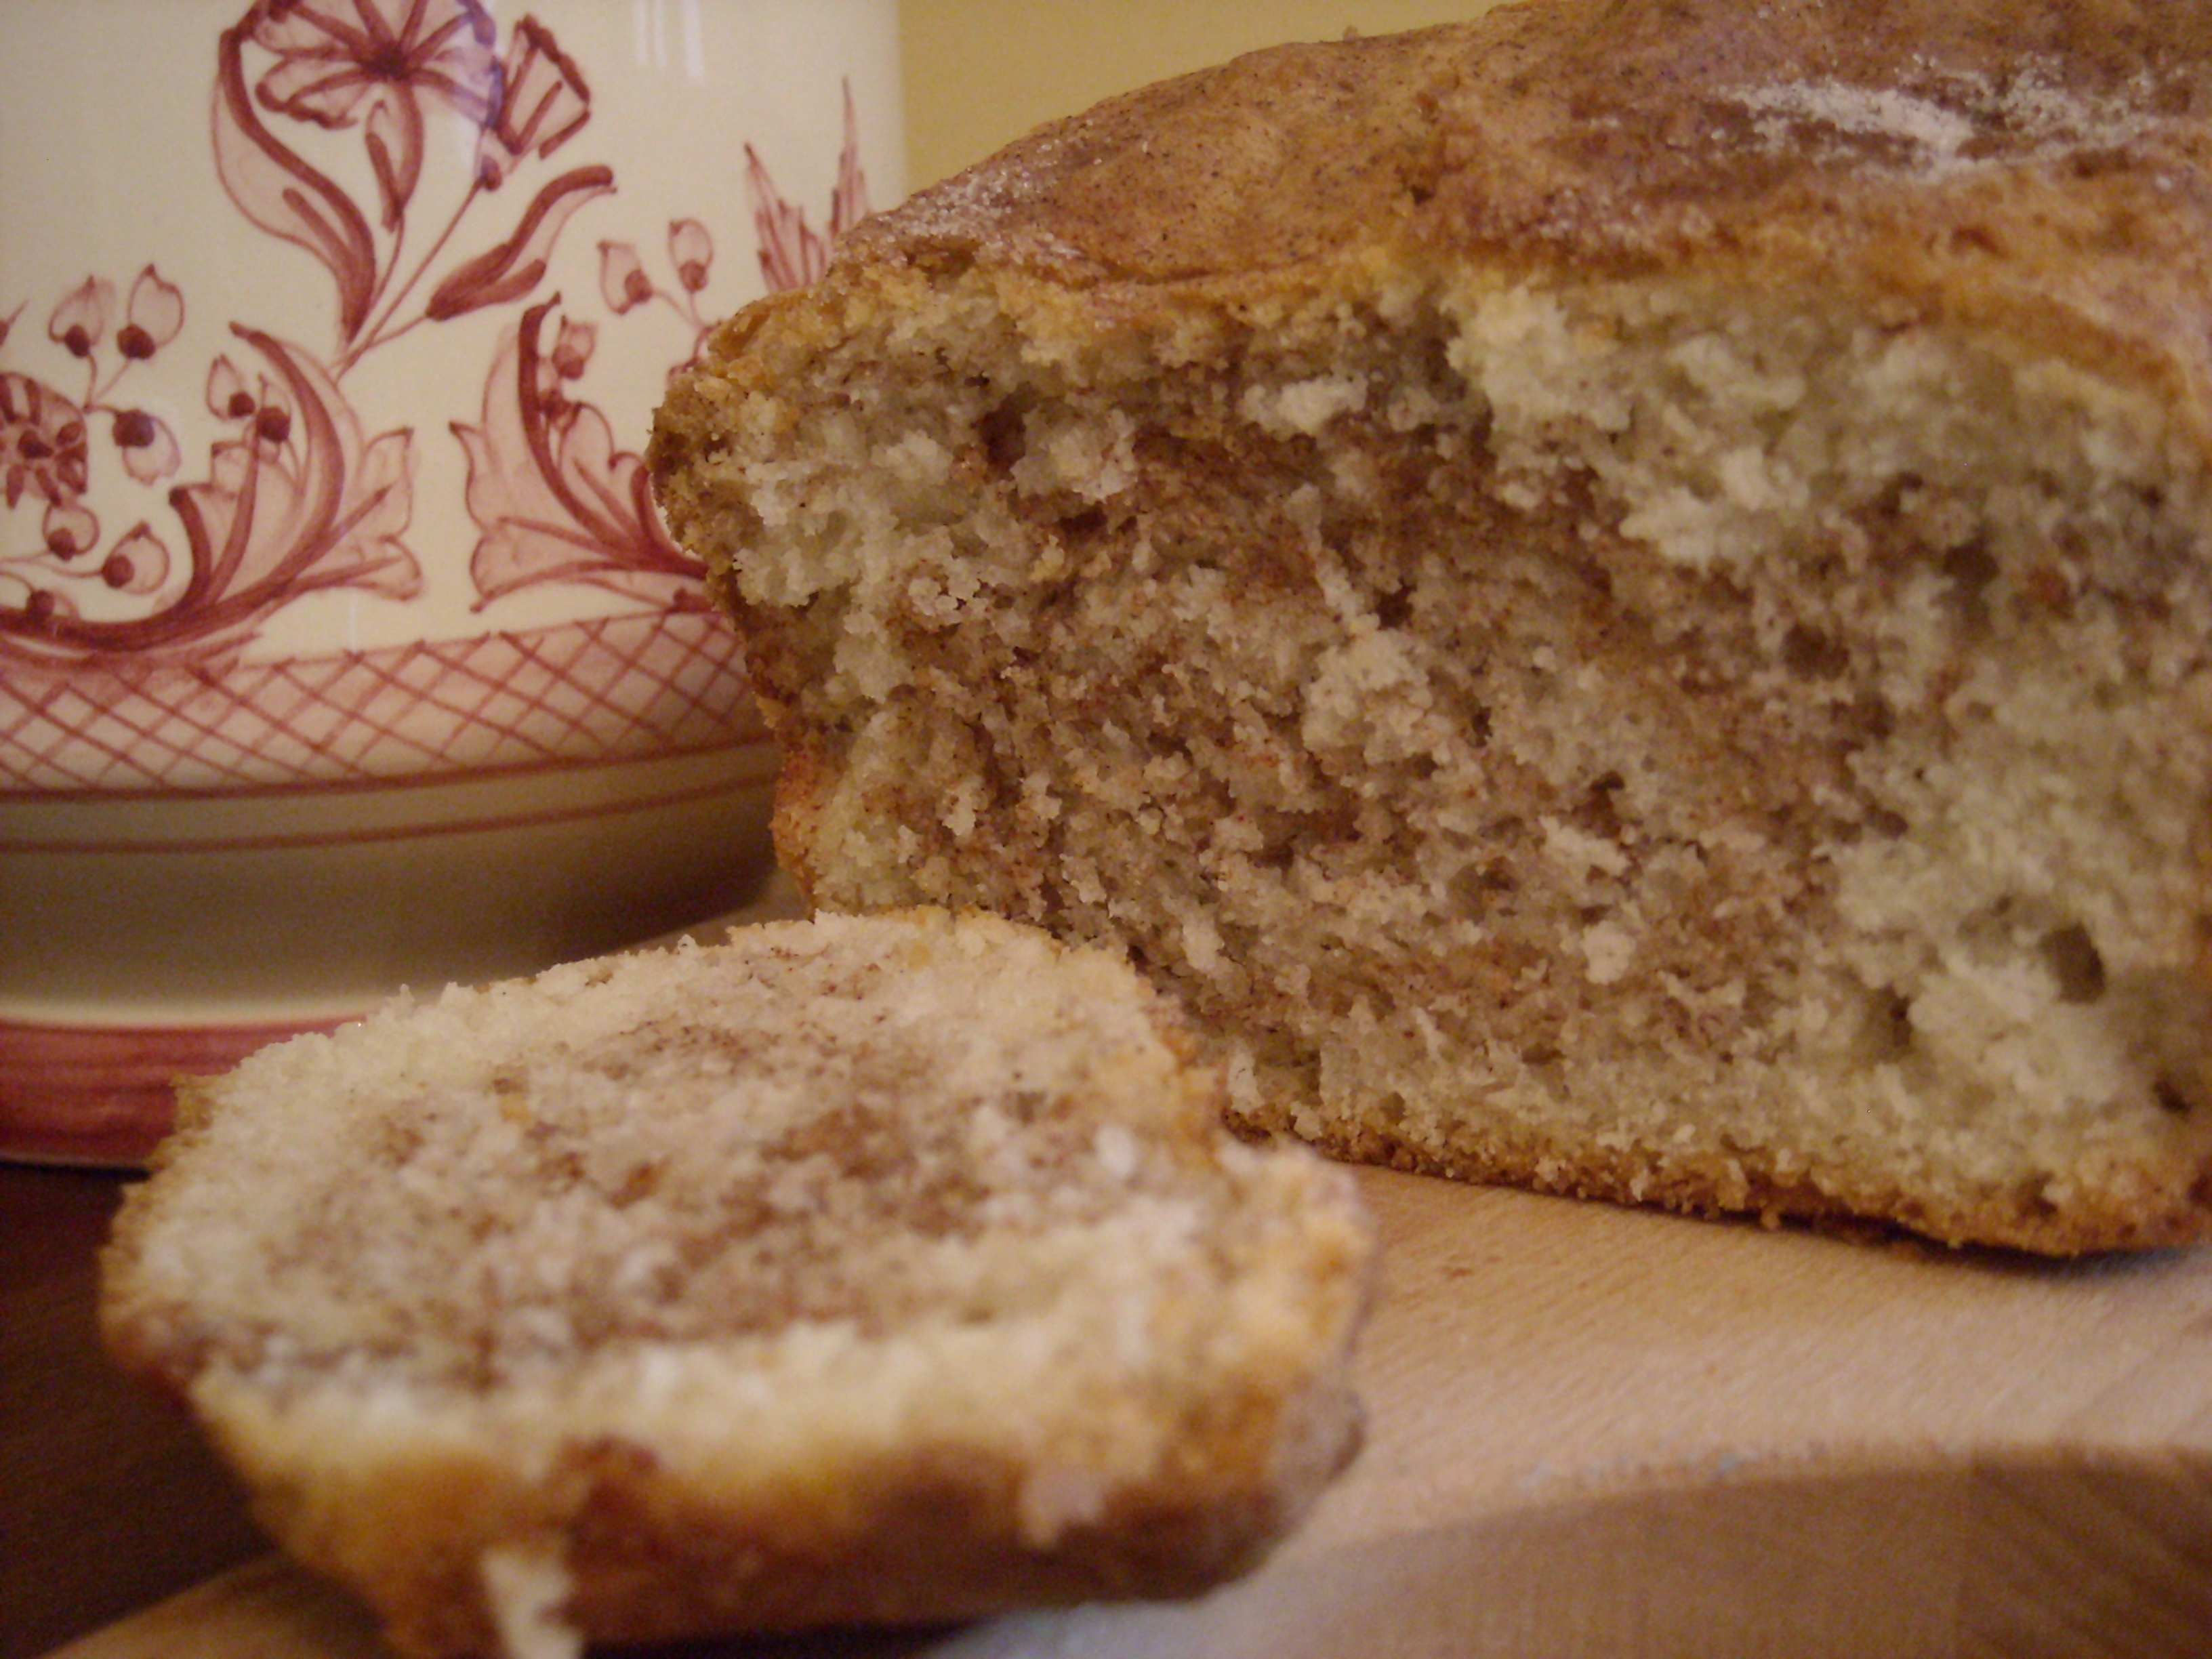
101,910 -> 1372,1659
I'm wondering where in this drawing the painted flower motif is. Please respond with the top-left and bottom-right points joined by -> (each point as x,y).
597,241 -> 653,314
8,11 -> 874,672
745,85 -> 872,293
247,0 -> 499,224
476,16 -> 591,190
116,268 -> 186,361
110,408 -> 183,485
254,400 -> 295,448
206,356 -> 259,422
423,165 -> 613,321
668,219 -> 713,293
101,524 -> 171,595
171,331 -> 422,636
1,372 -> 89,508
455,300 -> 699,611
548,316 -> 594,382
42,501 -> 98,560
205,355 -> 297,446
247,0 -> 498,129
46,279 -> 115,359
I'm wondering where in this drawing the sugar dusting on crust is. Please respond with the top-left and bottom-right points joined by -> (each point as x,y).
1729,62 -> 2156,176
842,115 -> 1099,268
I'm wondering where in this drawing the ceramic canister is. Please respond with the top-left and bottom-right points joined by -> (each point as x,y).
0,0 -> 903,1162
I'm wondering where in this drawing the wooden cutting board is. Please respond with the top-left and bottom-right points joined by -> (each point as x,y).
53,1162 -> 2212,1659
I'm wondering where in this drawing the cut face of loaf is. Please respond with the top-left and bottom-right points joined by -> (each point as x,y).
100,912 -> 1372,1659
650,3 -> 2212,1253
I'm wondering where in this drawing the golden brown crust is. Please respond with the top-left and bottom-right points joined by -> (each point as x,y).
829,0 -> 2212,446
333,1414 -> 1359,1658
1250,1095 -> 2212,1257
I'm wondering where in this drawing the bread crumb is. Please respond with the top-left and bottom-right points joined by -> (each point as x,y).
480,1544 -> 579,1659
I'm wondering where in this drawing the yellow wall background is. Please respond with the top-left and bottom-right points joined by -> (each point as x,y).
900,1 -> 1506,188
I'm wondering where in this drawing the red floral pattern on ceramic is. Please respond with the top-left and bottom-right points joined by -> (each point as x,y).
0,0 -> 889,1164
0,0 -> 867,777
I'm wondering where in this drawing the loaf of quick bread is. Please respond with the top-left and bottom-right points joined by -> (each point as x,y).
100,912 -> 1372,1659
650,0 -> 2212,1253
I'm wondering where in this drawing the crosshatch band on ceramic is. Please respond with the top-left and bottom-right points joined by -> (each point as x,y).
0,0 -> 905,1161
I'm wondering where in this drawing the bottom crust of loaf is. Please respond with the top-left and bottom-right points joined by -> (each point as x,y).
1277,1102 -> 2212,1257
